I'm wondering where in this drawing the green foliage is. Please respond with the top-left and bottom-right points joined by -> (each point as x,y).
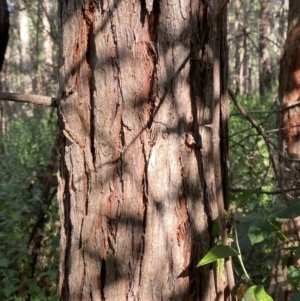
229,94 -> 277,199
242,285 -> 273,301
197,244 -> 239,267
228,93 -> 300,299
0,110 -> 59,300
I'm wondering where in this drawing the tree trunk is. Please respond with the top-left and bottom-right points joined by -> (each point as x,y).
0,0 -> 9,72
57,1 -> 232,300
271,1 -> 300,300
259,0 -> 272,96
19,3 -> 32,93
278,0 -> 300,186
235,0 -> 250,95
233,0 -> 243,95
42,0 -> 54,95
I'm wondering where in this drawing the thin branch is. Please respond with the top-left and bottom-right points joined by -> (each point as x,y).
230,187 -> 300,196
231,102 -> 300,116
227,32 -> 281,49
230,109 -> 279,116
0,92 -> 57,107
265,124 -> 300,134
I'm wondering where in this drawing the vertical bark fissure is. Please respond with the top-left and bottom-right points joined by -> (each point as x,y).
140,133 -> 150,290
85,10 -> 97,168
146,0 -> 159,128
108,2 -> 124,109
81,248 -> 87,300
83,6 -> 100,298
119,122 -> 125,195
60,154 -> 72,299
139,0 -> 159,288
100,259 -> 106,300
140,165 -> 148,288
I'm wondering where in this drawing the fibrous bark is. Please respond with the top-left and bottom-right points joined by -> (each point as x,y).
57,1 -> 231,300
272,1 -> 300,300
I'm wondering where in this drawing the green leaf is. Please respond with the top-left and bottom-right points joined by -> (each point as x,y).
197,244 -> 239,267
248,221 -> 274,245
270,199 -> 300,218
248,226 -> 265,245
235,189 -> 255,209
3,283 -> 19,297
235,212 -> 273,249
242,285 -> 273,301
210,218 -> 220,236
290,291 -> 300,301
235,212 -> 264,223
0,257 -> 9,267
287,265 -> 300,287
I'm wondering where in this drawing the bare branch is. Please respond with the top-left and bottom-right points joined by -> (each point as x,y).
230,99 -> 300,116
228,88 -> 300,243
0,92 -> 57,107
231,187 -> 300,195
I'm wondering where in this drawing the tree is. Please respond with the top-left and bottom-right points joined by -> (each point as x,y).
259,0 -> 272,95
271,1 -> 300,300
0,0 -> 9,134
56,0 -> 233,300
0,0 -> 9,72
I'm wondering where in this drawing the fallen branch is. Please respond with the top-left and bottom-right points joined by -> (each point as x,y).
0,92 -> 57,107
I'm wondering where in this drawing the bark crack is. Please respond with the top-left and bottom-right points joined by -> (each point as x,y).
139,133 -> 149,287
144,0 -> 159,129
78,217 -> 85,299
119,121 -> 126,195
58,148 -> 73,298
177,156 -> 191,246
108,5 -> 124,112
100,259 -> 106,300
85,5 -> 97,169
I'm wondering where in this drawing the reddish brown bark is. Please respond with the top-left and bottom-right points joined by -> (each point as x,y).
271,1 -> 300,300
57,1 -> 232,300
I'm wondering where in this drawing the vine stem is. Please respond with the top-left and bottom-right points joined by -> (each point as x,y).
234,225 -> 251,280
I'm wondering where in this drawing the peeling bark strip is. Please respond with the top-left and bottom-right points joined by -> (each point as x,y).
57,0 -> 230,300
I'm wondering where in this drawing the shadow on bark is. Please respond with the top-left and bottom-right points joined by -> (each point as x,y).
57,0 -> 230,300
